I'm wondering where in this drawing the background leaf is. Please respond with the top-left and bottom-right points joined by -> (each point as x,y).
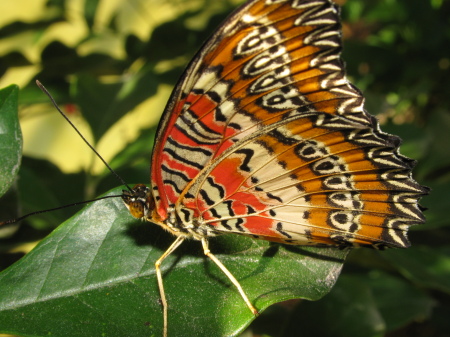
0,85 -> 21,196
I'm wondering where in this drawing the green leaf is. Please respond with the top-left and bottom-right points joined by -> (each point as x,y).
74,64 -> 159,143
16,163 -> 71,229
84,0 -> 100,30
284,272 -> 434,337
379,246 -> 450,294
108,126 -> 156,174
0,188 -> 347,337
420,110 -> 450,178
284,274 -> 386,337
367,271 -> 435,332
416,180 -> 450,230
0,85 -> 21,197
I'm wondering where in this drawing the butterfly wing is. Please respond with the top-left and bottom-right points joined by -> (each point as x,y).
151,0 -> 428,247
151,0 -> 354,217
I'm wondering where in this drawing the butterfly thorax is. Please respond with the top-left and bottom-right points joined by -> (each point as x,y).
122,184 -> 220,240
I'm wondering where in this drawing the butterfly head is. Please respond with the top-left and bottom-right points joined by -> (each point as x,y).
121,184 -> 154,220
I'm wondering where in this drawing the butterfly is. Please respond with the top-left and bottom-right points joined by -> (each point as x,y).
118,0 -> 428,336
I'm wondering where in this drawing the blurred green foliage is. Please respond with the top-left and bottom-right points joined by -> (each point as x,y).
0,0 -> 449,336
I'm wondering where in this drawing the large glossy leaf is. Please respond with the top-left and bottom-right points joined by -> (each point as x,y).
0,188 -> 347,337
0,85 -> 21,196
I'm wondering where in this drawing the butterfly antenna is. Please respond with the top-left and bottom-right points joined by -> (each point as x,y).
0,194 -> 123,226
35,80 -> 133,192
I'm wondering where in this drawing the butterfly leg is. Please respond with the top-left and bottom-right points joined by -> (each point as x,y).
201,237 -> 258,315
155,235 -> 186,337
